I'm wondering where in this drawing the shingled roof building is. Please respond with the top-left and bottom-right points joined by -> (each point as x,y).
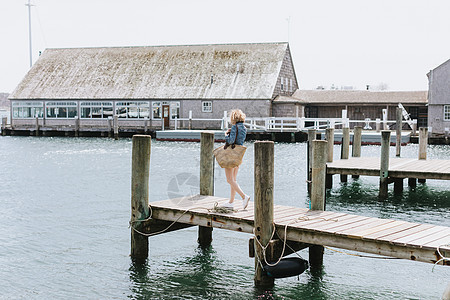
9,42 -> 298,133
273,90 -> 428,128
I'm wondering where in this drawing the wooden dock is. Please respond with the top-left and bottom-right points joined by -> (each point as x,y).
327,157 -> 450,180
147,195 -> 450,265
129,133 -> 449,288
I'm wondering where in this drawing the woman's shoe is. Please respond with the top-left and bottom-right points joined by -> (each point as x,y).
242,195 -> 250,209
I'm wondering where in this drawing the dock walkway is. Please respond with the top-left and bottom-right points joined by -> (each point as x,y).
148,195 -> 450,265
327,157 -> 450,180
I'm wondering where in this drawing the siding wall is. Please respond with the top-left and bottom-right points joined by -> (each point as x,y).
272,47 -> 298,98
272,103 -> 303,117
428,60 -> 450,134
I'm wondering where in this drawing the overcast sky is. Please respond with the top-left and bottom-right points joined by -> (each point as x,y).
1,0 -> 449,94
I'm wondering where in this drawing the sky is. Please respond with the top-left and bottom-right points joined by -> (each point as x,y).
0,0 -> 449,94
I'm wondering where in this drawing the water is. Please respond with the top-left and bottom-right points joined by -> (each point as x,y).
0,136 -> 449,299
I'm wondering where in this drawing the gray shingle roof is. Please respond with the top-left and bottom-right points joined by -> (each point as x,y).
10,43 -> 289,100
277,90 -> 428,105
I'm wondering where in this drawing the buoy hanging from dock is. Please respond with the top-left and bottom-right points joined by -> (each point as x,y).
263,257 -> 309,279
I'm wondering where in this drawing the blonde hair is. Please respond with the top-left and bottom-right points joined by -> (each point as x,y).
230,109 -> 246,125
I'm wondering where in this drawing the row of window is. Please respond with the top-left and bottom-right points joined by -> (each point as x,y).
445,105 -> 450,121
11,101 -> 214,119
280,77 -> 294,93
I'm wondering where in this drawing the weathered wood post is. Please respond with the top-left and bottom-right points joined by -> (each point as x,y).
418,127 -> 428,160
351,126 -> 362,179
198,132 -> 214,247
408,178 -> 417,188
188,110 -> 193,130
113,115 -> 119,140
379,131 -> 391,198
376,118 -> 381,132
108,117 -> 112,138
340,127 -> 350,182
35,117 -> 40,137
307,129 -> 316,195
325,128 -> 334,189
1,117 -> 7,136
396,107 -> 402,157
412,120 -> 417,136
418,127 -> 428,184
144,118 -> 149,133
130,135 -> 151,259
310,140 -> 327,268
254,141 -> 274,286
74,117 -> 80,137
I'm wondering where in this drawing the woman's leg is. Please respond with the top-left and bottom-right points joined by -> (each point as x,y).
225,167 -> 237,202
225,167 -> 245,201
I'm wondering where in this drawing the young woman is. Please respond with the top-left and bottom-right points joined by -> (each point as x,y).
221,109 -> 250,210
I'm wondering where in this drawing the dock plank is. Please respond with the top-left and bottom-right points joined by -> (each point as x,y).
146,195 -> 450,265
327,157 -> 450,180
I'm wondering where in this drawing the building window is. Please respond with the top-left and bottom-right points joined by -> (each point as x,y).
280,77 -> 284,91
115,101 -> 150,119
445,105 -> 450,121
152,101 -> 172,119
290,78 -> 293,92
152,102 -> 162,119
305,106 -> 318,118
12,101 -> 44,118
45,101 -> 78,118
170,102 -> 180,119
80,102 -> 113,119
202,101 -> 212,113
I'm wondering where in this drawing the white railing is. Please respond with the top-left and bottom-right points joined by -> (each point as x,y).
172,111 -> 417,133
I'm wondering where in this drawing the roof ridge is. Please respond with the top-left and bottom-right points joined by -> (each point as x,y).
46,42 -> 289,51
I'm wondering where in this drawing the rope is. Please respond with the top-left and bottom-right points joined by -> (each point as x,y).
252,213 -> 339,270
433,243 -> 450,271
129,201 -> 239,237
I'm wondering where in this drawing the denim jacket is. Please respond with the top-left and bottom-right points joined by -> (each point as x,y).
225,122 -> 247,145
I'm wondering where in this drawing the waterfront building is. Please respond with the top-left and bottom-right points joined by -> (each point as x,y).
8,42 -> 298,131
427,59 -> 450,135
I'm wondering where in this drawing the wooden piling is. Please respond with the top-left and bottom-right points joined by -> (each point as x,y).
340,127 -> 350,182
310,140 -> 327,267
325,128 -> 334,189
326,128 -> 334,163
408,178 -> 417,188
351,126 -> 362,179
379,131 -> 391,198
418,127 -> 428,160
393,178 -> 404,194
198,132 -> 214,247
396,107 -> 402,157
35,117 -> 40,137
108,117 -> 112,138
311,140 -> 327,210
131,135 -> 151,259
75,118 -> 80,138
376,118 -> 381,132
113,115 -> 119,140
307,129 -> 316,195
1,117 -> 7,136
254,141 -> 274,286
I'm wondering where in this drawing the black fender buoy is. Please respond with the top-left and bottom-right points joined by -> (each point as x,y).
263,257 -> 309,279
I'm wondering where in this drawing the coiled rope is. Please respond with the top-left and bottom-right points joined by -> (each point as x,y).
129,201 -> 239,237
433,243 -> 450,271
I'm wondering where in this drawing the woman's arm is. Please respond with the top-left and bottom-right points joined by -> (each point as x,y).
225,125 -> 237,144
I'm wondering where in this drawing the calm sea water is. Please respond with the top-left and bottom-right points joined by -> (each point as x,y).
0,136 -> 449,299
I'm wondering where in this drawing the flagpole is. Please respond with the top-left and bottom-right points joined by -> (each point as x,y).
25,0 -> 33,67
